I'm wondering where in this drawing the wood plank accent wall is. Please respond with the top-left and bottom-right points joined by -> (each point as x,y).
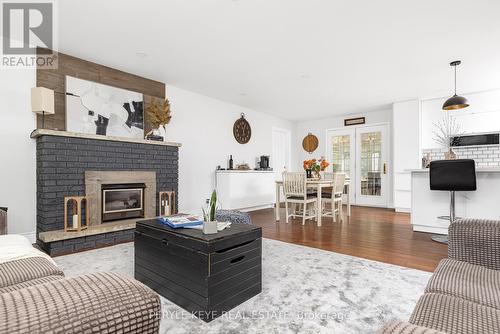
36,48 -> 166,132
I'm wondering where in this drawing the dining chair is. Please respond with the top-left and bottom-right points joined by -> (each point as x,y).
321,172 -> 345,222
282,172 -> 317,225
319,172 -> 335,220
333,173 -> 346,222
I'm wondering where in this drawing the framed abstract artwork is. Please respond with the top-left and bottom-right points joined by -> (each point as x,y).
65,76 -> 144,138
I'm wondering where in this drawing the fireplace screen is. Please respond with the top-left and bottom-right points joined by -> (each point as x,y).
102,183 -> 145,222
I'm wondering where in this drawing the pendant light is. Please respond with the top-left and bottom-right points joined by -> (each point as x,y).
442,60 -> 469,110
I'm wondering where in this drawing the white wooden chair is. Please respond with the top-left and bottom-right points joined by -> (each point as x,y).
321,172 -> 345,222
333,173 -> 346,222
320,172 -> 336,221
282,172 -> 317,225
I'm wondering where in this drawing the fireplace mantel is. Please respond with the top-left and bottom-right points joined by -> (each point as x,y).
35,129 -> 179,256
31,129 -> 182,147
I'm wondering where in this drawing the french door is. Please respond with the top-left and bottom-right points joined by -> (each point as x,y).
355,125 -> 388,207
326,128 -> 355,204
327,124 -> 389,207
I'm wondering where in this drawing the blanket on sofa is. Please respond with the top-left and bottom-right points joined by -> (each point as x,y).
0,235 -> 55,265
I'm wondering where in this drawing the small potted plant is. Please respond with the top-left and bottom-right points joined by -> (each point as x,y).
202,190 -> 218,234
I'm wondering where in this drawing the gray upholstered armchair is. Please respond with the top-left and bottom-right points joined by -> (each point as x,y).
448,218 -> 500,270
378,218 -> 500,334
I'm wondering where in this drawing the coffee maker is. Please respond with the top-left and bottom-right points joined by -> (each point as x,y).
258,155 -> 271,170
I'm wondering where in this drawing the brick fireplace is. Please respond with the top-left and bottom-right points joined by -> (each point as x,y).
33,129 -> 180,256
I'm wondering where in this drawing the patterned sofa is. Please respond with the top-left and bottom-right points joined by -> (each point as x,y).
0,235 -> 161,334
379,218 -> 500,334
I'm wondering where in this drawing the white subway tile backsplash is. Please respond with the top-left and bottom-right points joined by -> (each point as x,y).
422,146 -> 500,167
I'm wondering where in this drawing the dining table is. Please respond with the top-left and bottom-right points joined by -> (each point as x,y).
274,177 -> 351,227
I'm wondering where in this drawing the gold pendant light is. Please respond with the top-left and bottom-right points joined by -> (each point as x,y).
442,60 -> 469,111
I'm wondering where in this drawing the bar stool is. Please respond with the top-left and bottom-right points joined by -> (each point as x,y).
429,159 -> 476,243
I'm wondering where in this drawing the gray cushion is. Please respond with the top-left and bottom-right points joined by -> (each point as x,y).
426,258 -> 500,310
410,293 -> 500,334
215,209 -> 252,224
0,257 -> 64,292
0,272 -> 161,334
286,195 -> 317,200
377,321 -> 446,334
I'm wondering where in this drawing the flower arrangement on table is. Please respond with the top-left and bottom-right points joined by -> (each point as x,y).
303,158 -> 330,179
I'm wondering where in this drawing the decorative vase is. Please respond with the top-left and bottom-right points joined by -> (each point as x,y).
444,148 -> 457,160
314,170 -> 321,179
306,169 -> 312,178
158,126 -> 167,141
203,221 -> 218,234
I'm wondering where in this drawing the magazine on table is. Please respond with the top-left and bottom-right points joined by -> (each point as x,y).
160,214 -> 203,228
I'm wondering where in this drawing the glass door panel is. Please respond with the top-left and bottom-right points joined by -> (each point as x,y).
360,132 -> 382,196
331,135 -> 351,177
327,128 -> 355,204
355,125 -> 388,207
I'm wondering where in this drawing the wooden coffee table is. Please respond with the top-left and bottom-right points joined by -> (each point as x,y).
134,218 -> 262,322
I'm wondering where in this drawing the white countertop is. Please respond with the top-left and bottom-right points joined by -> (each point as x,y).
407,168 -> 500,173
216,170 -> 274,173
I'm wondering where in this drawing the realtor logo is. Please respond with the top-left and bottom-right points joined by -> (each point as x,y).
1,0 -> 57,69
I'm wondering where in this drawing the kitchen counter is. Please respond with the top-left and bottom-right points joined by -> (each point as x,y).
410,167 -> 500,234
216,170 -> 274,173
407,168 -> 500,173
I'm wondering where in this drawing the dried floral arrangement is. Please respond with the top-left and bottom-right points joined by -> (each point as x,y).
147,98 -> 172,133
432,115 -> 463,149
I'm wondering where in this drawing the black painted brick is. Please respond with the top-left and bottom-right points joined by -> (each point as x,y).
36,135 -> 178,238
40,229 -> 136,256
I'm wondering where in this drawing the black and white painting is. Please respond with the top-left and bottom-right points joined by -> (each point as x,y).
66,76 -> 144,138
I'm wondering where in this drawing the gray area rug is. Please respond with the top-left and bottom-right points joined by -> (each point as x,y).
55,238 -> 431,334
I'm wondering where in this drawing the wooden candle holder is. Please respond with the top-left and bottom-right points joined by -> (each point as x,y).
64,196 -> 89,232
159,191 -> 176,216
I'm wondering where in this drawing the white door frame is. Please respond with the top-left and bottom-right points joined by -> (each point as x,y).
355,124 -> 389,207
272,127 -> 292,177
325,122 -> 390,207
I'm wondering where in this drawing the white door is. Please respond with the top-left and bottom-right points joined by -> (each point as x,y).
355,124 -> 389,207
272,128 -> 291,182
326,128 -> 355,204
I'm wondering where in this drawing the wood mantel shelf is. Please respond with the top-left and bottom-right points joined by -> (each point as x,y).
30,129 -> 182,147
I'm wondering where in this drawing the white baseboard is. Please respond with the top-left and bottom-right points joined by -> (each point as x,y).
395,207 -> 411,213
237,204 -> 274,212
412,225 -> 447,235
20,231 -> 36,243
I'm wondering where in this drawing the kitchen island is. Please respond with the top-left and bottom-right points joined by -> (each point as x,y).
410,168 -> 500,234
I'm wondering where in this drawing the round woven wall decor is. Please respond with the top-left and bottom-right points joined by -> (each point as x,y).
302,133 -> 319,154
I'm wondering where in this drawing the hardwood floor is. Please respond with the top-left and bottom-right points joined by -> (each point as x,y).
250,205 -> 448,272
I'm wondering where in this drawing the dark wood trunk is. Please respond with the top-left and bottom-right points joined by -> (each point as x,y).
134,219 -> 262,322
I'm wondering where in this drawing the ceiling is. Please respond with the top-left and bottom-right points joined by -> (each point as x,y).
57,0 -> 500,121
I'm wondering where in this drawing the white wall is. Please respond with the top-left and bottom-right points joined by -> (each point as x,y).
295,109 -> 394,207
421,89 -> 500,149
0,68 -> 36,241
0,75 -> 295,239
392,100 -> 421,212
163,85 -> 296,214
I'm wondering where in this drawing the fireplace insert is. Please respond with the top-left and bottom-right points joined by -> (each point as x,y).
101,183 -> 145,222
